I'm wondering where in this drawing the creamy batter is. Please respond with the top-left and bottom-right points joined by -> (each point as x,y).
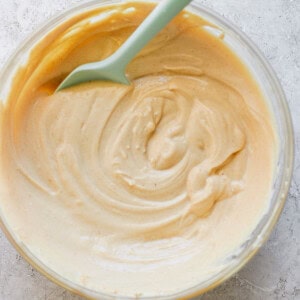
0,2 -> 276,297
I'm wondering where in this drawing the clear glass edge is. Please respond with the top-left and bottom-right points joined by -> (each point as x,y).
0,0 -> 294,299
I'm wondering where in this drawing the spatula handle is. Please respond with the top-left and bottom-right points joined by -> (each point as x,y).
112,0 -> 193,69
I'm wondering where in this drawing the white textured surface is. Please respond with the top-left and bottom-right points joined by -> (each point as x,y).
0,0 -> 299,299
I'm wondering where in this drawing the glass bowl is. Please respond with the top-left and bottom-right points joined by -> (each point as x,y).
0,1 -> 294,299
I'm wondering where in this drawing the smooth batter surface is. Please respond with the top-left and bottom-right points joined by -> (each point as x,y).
0,2 -> 276,297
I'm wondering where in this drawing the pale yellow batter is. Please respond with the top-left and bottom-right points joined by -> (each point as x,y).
0,1 -> 276,297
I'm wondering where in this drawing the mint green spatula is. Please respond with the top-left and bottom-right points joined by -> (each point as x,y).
56,0 -> 193,92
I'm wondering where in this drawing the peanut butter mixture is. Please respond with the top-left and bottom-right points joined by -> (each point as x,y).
0,2 -> 276,297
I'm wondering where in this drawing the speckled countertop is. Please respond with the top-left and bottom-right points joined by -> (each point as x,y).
0,0 -> 299,299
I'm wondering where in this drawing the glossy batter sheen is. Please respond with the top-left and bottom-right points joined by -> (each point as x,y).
0,2 -> 276,297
